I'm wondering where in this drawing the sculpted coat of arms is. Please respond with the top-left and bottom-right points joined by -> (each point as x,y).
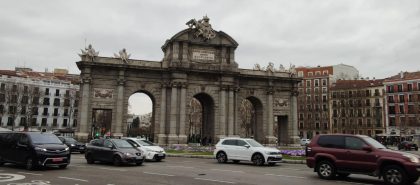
186,15 -> 216,40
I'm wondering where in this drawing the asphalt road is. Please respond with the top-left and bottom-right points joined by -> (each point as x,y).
0,153 -> 418,185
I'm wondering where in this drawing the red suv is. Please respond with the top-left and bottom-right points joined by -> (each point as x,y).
306,134 -> 420,185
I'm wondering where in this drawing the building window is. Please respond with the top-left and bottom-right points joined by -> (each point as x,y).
31,118 -> 37,126
298,71 -> 303,77
306,96 -> 311,102
314,79 -> 319,87
12,85 -> 17,92
315,71 -> 321,76
306,88 -> 311,94
366,109 -> 371,117
399,95 -> 404,103
54,98 -> 60,106
0,83 -> 5,91
365,90 -> 370,97
387,85 -> 394,93
32,107 -> 38,115
53,108 -> 59,116
398,84 -> 403,92
322,79 -> 327,86
43,108 -> 48,116
314,88 -> 319,94
308,72 -> 313,76
20,117 -> 26,126
7,117 -> 13,126
43,98 -> 50,105
399,105 -> 404,114
8,106 -> 16,114
0,93 -> 4,102
45,88 -> 49,96
63,119 -> 68,127
408,84 -> 413,91
306,80 -> 311,87
53,119 -> 58,126
365,99 -> 370,106
73,119 -> 77,127
55,89 -> 60,96
322,87 -> 327,94
323,70 -> 328,75
388,96 -> 394,103
41,118 -> 47,126
389,106 -> 395,114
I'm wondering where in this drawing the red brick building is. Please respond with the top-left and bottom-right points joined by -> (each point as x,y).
384,71 -> 420,136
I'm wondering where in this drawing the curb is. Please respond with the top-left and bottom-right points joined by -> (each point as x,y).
166,154 -> 306,164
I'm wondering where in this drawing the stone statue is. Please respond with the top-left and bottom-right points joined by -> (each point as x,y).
278,64 -> 285,72
114,48 -> 131,63
289,63 -> 296,74
186,15 -> 216,40
253,63 -> 262,71
266,62 -> 275,72
79,44 -> 99,61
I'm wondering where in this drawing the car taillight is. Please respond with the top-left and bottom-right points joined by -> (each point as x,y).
306,147 -> 311,156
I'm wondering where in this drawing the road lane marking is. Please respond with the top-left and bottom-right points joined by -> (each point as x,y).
194,178 -> 236,184
58,176 -> 88,182
166,165 -> 194,169
143,172 -> 175,177
211,169 -> 244,173
17,172 -> 43,176
0,173 -> 26,182
99,167 -> 127,172
264,174 -> 306,179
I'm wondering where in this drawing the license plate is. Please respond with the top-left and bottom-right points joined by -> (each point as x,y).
158,154 -> 164,157
52,158 -> 63,162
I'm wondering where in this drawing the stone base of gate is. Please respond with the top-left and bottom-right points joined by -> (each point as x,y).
178,134 -> 188,144
167,134 -> 179,144
289,136 -> 301,146
157,134 -> 167,145
265,136 -> 278,145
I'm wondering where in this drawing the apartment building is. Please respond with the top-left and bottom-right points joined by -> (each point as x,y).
296,64 -> 359,139
0,68 -> 79,132
384,71 -> 420,136
330,79 -> 386,136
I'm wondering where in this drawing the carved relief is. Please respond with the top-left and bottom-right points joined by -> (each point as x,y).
94,88 -> 113,99
274,98 -> 289,107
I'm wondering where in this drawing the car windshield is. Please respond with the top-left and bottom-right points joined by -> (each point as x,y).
363,137 -> 386,149
245,139 -> 264,147
112,139 -> 134,148
29,133 -> 63,144
135,139 -> 155,146
65,138 -> 77,144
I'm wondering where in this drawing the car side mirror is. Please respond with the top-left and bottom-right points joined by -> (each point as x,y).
362,146 -> 372,152
244,144 -> 250,148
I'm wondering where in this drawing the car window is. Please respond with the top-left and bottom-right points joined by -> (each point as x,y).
318,135 -> 345,148
345,137 -> 366,150
112,139 -> 134,148
222,139 -> 236,145
19,134 -> 29,145
127,139 -> 140,147
137,139 -> 155,146
28,133 -> 62,144
91,139 -> 104,147
237,140 -> 247,146
246,139 -> 263,147
104,140 -> 113,148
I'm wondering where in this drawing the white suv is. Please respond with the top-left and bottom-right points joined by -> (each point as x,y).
213,138 -> 282,166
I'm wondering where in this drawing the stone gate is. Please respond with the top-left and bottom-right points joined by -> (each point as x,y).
75,16 -> 301,145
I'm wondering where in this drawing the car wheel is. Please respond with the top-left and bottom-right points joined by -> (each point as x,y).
25,158 -> 35,171
252,153 -> 265,166
383,165 -> 407,185
233,160 -> 240,164
337,173 -> 350,178
86,154 -> 94,164
268,162 -> 276,166
416,148 -> 418,151
316,160 -> 336,179
59,164 -> 67,169
113,156 -> 122,166
216,152 -> 227,163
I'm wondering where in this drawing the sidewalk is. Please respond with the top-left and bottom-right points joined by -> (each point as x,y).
166,153 -> 306,164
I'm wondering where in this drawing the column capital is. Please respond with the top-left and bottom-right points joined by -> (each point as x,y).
81,77 -> 92,84
291,90 -> 299,96
220,85 -> 229,91
117,79 -> 126,86
266,87 -> 274,95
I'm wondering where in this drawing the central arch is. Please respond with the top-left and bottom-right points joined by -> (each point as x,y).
189,93 -> 215,145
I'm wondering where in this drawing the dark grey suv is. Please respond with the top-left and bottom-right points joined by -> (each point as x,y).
85,138 -> 144,166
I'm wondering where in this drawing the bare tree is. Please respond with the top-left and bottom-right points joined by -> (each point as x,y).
188,98 -> 202,143
22,86 -> 42,130
239,99 -> 254,137
65,89 -> 79,128
4,82 -> 25,131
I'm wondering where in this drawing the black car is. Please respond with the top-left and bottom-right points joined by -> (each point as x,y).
398,141 -> 419,151
58,136 -> 86,154
85,138 -> 144,166
0,132 -> 71,170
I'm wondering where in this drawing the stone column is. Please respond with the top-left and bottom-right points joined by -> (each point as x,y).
218,86 -> 227,139
289,90 -> 300,145
76,76 -> 91,142
265,89 -> 276,145
114,76 -> 125,137
181,42 -> 188,63
158,83 -> 167,144
168,83 -> 178,144
172,42 -> 179,62
228,87 -> 234,136
178,83 -> 188,143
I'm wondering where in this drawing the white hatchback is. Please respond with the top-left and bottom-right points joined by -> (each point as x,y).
124,138 -> 166,161
213,137 -> 282,166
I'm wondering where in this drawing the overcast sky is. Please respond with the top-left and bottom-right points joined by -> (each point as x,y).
1,0 -> 419,114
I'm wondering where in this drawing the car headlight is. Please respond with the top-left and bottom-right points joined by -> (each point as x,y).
403,154 -> 419,163
35,147 -> 47,152
70,144 -> 75,147
124,153 -> 132,156
65,147 -> 70,151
